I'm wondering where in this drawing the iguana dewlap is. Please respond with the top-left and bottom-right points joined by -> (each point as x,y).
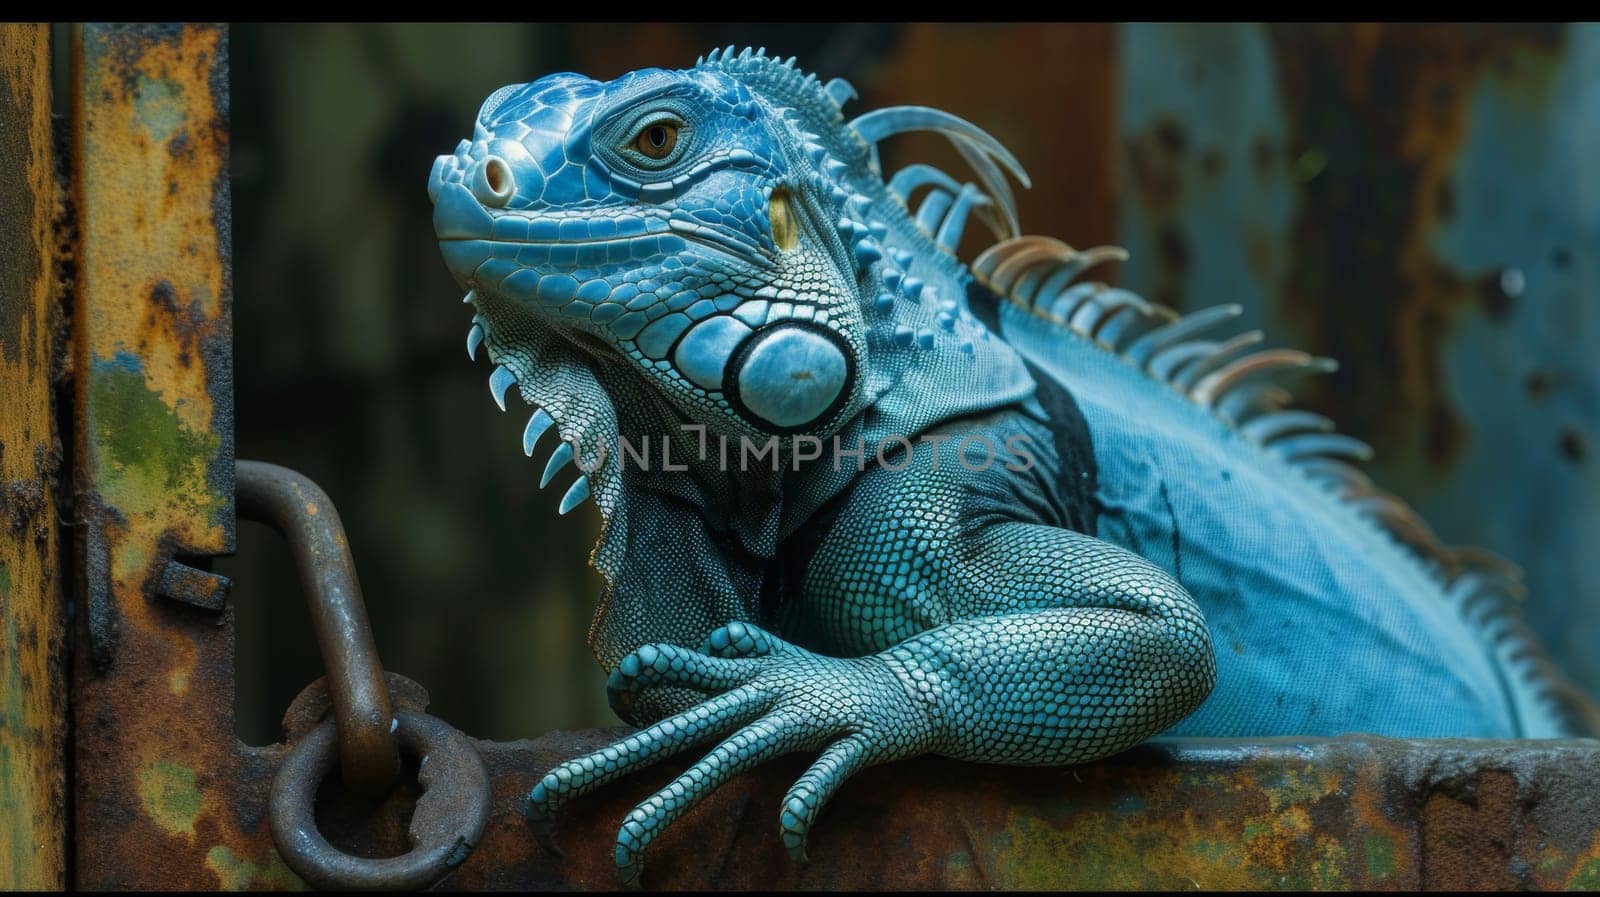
428,47 -> 1599,886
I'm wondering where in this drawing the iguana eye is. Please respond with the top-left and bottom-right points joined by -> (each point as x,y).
634,121 -> 678,159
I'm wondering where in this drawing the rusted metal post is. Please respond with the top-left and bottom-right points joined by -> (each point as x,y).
0,21 -> 66,891
66,23 -> 288,889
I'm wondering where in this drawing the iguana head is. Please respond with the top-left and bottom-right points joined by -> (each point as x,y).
431,48 -> 1030,538
431,53 -> 876,455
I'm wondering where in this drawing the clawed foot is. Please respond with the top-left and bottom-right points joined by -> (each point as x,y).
524,622 -> 932,887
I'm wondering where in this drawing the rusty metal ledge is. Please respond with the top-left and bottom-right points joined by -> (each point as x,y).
71,719 -> 1600,889
436,731 -> 1600,891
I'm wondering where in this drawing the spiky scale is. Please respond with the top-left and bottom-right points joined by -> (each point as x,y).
541,441 -> 574,489
888,163 -> 962,204
892,325 -> 914,347
874,292 -> 895,313
559,476 -> 592,515
523,409 -> 555,456
1122,305 -> 1245,368
848,106 -> 1030,188
489,365 -> 517,411
915,189 -> 955,235
891,248 -> 914,267
901,277 -> 925,301
936,184 -> 990,252
823,77 -> 858,107
467,323 -> 485,360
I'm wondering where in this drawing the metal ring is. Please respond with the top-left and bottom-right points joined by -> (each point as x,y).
269,710 -> 492,891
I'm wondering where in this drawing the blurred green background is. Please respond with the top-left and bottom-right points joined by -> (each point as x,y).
219,23 -> 1600,745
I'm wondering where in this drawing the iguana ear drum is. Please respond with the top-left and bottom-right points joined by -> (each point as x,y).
725,322 -> 854,433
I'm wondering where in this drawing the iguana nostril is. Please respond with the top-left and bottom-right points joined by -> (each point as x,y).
472,155 -> 515,207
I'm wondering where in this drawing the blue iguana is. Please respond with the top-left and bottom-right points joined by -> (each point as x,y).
427,47 -> 1599,886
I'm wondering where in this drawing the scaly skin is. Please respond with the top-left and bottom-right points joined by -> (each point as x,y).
429,47 -> 1596,887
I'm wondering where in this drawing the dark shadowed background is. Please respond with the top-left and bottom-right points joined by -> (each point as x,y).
219,23 -> 1600,745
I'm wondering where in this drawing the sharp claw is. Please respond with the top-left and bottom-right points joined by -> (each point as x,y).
529,819 -> 564,859
777,735 -> 871,868
780,794 -> 813,864
605,654 -> 641,710
780,827 -> 810,865
616,840 -> 643,890
524,781 -> 566,858
467,323 -> 485,360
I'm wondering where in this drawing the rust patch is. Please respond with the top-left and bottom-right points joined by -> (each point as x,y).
1263,23 -> 1567,470
1559,426 -> 1587,465
0,43 -> 39,367
1125,115 -> 1188,217
0,23 -> 66,890
1420,770 -> 1523,889
1124,114 -> 1192,310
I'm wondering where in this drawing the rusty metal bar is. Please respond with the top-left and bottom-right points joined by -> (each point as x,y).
0,22 -> 66,891
235,460 -> 400,797
67,22 -> 272,889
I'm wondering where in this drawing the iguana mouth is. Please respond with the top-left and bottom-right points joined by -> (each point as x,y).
433,181 -> 771,267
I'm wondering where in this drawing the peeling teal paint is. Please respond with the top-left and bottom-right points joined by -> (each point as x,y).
134,75 -> 185,143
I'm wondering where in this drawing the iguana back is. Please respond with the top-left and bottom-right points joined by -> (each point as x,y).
977,253 -> 1593,737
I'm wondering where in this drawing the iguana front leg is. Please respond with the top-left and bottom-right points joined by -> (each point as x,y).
527,453 -> 1216,886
